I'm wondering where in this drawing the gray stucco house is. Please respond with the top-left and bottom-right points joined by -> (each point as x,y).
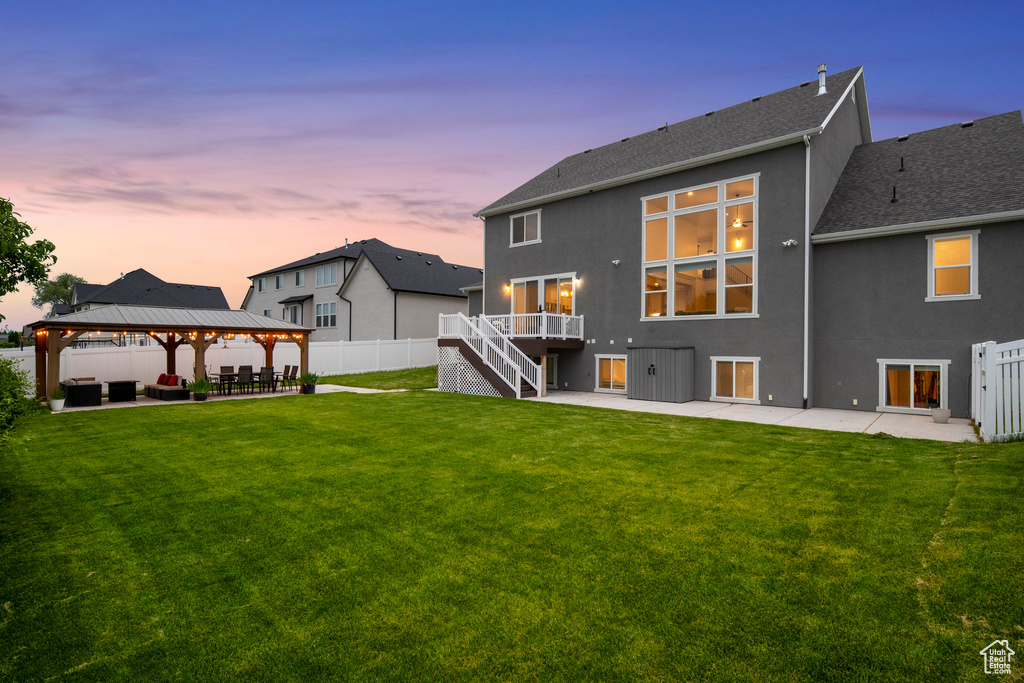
439,65 -> 1024,418
242,238 -> 483,342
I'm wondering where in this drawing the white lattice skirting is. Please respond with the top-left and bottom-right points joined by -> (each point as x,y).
437,346 -> 502,397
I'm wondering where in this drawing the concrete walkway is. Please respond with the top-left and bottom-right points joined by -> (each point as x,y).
529,391 -> 978,443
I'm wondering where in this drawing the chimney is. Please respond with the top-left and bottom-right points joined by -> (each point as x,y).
817,64 -> 827,96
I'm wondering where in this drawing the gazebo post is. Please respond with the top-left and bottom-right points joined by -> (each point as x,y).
34,330 -> 47,399
147,332 -> 186,375
45,330 -> 86,399
182,332 -> 220,382
264,336 -> 276,369
298,333 -> 309,375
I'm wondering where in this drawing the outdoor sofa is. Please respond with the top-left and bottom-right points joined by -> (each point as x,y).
144,374 -> 190,401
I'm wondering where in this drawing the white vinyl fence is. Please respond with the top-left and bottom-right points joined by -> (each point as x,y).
1,337 -> 438,391
972,339 -> 1024,442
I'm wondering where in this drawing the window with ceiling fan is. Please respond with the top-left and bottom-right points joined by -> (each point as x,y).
641,175 -> 758,319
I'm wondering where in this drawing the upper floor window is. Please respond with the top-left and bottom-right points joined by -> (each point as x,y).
262,308 -> 272,317
275,274 -> 284,290
295,270 -> 305,287
510,210 -> 541,246
926,230 -> 979,302
257,277 -> 266,293
316,263 -> 338,287
642,175 -> 757,319
316,302 -> 337,327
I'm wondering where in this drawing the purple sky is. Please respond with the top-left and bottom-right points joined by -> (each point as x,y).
3,0 -> 1023,329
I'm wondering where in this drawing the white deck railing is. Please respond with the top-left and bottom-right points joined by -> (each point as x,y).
438,313 -> 540,398
478,315 -> 541,394
973,338 -> 1024,442
481,313 -> 584,340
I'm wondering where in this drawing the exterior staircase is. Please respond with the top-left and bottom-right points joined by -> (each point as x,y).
438,312 -> 582,398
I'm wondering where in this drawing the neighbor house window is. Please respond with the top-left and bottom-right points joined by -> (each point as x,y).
263,309 -> 272,317
877,359 -> 950,413
596,355 -> 626,393
510,210 -> 541,246
316,302 -> 336,327
642,175 -> 757,319
711,356 -> 759,403
316,264 -> 338,287
926,230 -> 978,301
295,270 -> 305,287
286,305 -> 300,324
257,278 -> 266,293
275,274 -> 284,290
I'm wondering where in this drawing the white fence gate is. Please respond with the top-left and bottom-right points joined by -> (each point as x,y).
972,339 -> 1024,442
1,337 -> 438,391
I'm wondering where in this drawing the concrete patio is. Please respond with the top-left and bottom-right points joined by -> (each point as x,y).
529,391 -> 978,443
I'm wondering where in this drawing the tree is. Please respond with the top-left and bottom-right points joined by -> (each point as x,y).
0,197 -> 56,323
32,273 -> 86,316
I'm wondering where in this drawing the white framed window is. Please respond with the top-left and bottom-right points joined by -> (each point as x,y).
316,302 -> 337,327
295,270 -> 305,287
595,355 -> 627,393
275,274 -> 284,290
262,308 -> 272,317
316,264 -> 338,287
710,356 -> 759,403
926,230 -> 979,302
642,175 -> 758,320
510,272 -> 576,315
510,210 -> 541,246
257,277 -> 266,293
877,359 -> 950,414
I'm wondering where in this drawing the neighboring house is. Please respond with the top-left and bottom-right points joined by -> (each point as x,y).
242,238 -> 483,342
71,269 -> 230,312
440,64 -> 1024,417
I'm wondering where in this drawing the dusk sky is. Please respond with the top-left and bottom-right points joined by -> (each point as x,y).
3,0 -> 1023,329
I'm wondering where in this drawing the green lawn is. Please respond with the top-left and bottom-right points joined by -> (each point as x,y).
1,391 -> 1021,681
319,365 -> 437,390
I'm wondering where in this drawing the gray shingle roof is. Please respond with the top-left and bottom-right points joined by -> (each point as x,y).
479,67 -> 863,216
356,249 -> 483,298
814,111 -> 1024,236
74,269 -> 230,309
250,238 -> 442,279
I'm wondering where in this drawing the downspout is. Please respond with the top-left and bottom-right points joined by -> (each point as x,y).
340,295 -> 352,341
393,291 -> 398,340
802,134 -> 812,409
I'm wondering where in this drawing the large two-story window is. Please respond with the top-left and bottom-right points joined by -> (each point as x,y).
642,175 -> 758,319
316,264 -> 338,287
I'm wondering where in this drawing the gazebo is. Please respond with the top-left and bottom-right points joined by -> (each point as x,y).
29,305 -> 313,399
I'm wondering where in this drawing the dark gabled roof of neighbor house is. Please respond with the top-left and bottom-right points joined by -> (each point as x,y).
250,238 -> 442,279
73,269 -> 230,310
813,111 -> 1024,238
349,248 -> 484,298
478,66 -> 866,217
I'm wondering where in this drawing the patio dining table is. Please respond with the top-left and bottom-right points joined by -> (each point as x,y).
209,372 -> 238,396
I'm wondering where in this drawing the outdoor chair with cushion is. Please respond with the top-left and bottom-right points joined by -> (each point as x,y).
214,366 -> 235,395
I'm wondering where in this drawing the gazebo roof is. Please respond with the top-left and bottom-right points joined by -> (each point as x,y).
31,304 -> 312,335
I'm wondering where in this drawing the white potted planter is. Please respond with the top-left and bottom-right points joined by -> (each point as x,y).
931,407 -> 951,424
50,385 -> 65,412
